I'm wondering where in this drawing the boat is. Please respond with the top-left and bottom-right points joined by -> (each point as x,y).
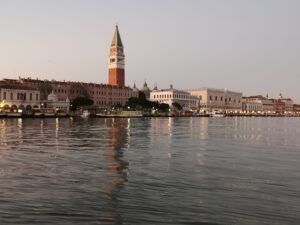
0,112 -> 6,118
6,112 -> 22,118
96,110 -> 143,118
81,110 -> 90,118
33,109 -> 44,117
41,108 -> 56,117
210,110 -> 225,117
56,110 -> 68,117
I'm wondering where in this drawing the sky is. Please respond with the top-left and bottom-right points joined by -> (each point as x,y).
0,0 -> 300,102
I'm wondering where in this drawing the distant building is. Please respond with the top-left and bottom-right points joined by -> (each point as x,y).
271,93 -> 294,114
41,91 -> 70,113
150,84 -> 199,110
141,81 -> 151,99
187,88 -> 242,112
132,82 -> 139,95
242,98 -> 263,113
294,104 -> 300,114
0,83 -> 40,112
242,95 -> 274,113
0,25 -> 137,108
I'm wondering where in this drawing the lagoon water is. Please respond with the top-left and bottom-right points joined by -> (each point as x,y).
0,117 -> 300,224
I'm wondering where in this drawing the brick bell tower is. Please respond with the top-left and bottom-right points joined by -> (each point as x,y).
108,25 -> 125,87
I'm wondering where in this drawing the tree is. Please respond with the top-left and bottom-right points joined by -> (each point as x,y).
125,91 -> 159,110
71,96 -> 94,111
172,102 -> 183,111
159,103 -> 170,112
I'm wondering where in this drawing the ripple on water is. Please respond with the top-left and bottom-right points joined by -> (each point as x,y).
0,117 -> 300,224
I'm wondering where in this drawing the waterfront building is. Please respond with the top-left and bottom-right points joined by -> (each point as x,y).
268,93 -> 294,115
0,83 -> 40,112
242,98 -> 263,113
0,25 -> 137,108
150,84 -> 199,110
41,91 -> 70,113
187,88 -> 242,112
294,104 -> 300,115
242,95 -> 274,113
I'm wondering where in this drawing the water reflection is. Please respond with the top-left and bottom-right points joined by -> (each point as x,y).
102,118 -> 130,223
104,118 -> 129,188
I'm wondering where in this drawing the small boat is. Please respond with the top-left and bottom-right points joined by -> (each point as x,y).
210,111 -> 225,117
56,110 -> 68,117
0,112 -> 6,118
33,109 -> 44,117
96,110 -> 143,118
81,110 -> 90,118
6,112 -> 22,118
41,108 -> 56,117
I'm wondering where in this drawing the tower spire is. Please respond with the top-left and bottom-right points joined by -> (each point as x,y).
111,24 -> 123,47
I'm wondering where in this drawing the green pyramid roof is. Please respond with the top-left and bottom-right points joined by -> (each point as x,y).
111,25 -> 123,47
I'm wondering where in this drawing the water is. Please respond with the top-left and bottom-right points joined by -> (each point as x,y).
0,117 -> 300,225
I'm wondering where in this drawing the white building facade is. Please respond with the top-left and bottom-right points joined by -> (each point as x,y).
187,88 -> 242,112
242,101 -> 263,113
150,86 -> 199,110
242,96 -> 274,113
0,85 -> 40,112
41,91 -> 70,113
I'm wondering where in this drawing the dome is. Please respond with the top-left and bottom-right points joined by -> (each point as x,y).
132,82 -> 139,93
48,91 -> 58,102
142,81 -> 150,92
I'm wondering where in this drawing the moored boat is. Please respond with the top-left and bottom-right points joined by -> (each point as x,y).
96,110 -> 143,118
6,112 -> 22,118
81,110 -> 90,118
0,112 -> 7,118
210,111 -> 225,117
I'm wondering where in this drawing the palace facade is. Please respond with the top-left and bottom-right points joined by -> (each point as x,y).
150,85 -> 199,110
0,83 -> 40,112
187,88 -> 242,112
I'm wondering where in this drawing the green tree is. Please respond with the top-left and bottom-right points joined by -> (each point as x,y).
172,102 -> 183,111
159,103 -> 170,112
71,96 -> 94,111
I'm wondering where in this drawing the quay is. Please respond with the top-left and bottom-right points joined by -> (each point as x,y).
1,111 -> 300,119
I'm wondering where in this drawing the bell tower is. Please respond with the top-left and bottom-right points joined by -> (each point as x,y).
108,25 -> 125,87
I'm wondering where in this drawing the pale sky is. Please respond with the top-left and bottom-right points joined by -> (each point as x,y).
0,0 -> 300,102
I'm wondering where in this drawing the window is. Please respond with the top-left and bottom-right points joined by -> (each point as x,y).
3,92 -> 6,99
221,96 -> 223,101
199,95 -> 202,100
30,93 -> 32,101
36,94 -> 39,101
10,92 -> 13,100
210,96 -> 212,101
215,96 -> 217,101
